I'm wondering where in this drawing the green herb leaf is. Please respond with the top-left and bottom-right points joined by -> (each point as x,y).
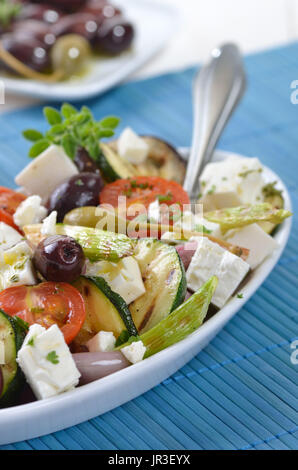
157,193 -> 173,203
46,350 -> 59,365
115,330 -> 130,347
30,307 -> 45,314
27,337 -> 35,347
23,103 -> 120,160
43,107 -> 62,125
62,134 -> 76,159
22,129 -> 44,142
29,139 -> 50,158
194,224 -> 212,234
61,103 -> 78,119
207,184 -> 216,195
86,135 -> 100,160
47,123 -> 65,136
99,116 -> 120,129
97,128 -> 115,138
115,332 -> 140,348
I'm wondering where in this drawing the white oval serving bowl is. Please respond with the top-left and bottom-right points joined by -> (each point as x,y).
0,150 -> 292,445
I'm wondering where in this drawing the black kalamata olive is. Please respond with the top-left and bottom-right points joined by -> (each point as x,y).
17,4 -> 64,24
52,13 -> 99,41
33,235 -> 84,282
30,0 -> 87,13
93,17 -> 134,55
81,1 -> 120,20
74,147 -> 100,173
48,172 -> 104,222
13,20 -> 57,49
0,32 -> 50,72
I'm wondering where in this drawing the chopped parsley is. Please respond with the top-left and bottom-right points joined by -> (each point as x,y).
46,351 -> 59,365
194,224 -> 212,234
236,293 -> 244,299
30,307 -> 45,314
238,168 -> 262,178
157,192 -> 173,203
75,179 -> 84,186
262,181 -> 283,200
10,274 -> 19,283
14,259 -> 27,270
207,185 -> 216,195
27,337 -> 35,347
122,188 -> 132,197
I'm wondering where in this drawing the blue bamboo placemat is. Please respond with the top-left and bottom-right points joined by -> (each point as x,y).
0,42 -> 297,450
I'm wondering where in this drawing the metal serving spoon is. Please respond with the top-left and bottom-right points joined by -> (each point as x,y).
183,43 -> 246,202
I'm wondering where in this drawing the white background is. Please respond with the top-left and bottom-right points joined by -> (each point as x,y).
2,0 -> 298,112
138,0 -> 298,77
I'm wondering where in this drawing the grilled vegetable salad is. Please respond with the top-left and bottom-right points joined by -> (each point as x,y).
0,104 -> 292,408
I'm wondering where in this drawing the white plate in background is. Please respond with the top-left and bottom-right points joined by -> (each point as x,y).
0,150 -> 292,445
0,0 -> 180,102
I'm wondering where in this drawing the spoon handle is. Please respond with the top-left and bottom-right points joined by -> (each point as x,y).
183,43 -> 246,201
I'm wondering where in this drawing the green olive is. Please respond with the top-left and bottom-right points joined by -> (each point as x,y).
63,206 -> 99,228
63,206 -> 128,234
50,34 -> 91,78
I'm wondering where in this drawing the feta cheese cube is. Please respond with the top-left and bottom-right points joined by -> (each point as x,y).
15,145 -> 78,203
148,198 -> 160,223
199,155 -> 265,205
41,211 -> 57,236
86,331 -> 116,353
186,237 -> 250,308
0,222 -> 22,251
0,339 -> 5,364
199,191 -> 242,212
13,195 -> 47,229
121,340 -> 146,364
174,211 -> 222,239
17,324 -> 81,400
225,223 -> 278,270
85,256 -> 146,304
23,323 -> 45,346
160,231 -> 184,242
117,128 -> 149,164
0,241 -> 36,291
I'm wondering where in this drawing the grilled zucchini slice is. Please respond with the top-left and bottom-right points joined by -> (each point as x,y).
100,137 -> 186,185
129,239 -> 186,334
0,310 -> 27,408
73,276 -> 138,347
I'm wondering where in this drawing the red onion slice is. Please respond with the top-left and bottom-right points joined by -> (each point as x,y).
72,351 -> 130,385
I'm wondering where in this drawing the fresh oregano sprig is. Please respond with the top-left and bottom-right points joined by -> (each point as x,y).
22,103 -> 120,161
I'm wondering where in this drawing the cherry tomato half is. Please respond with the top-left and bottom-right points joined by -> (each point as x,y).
0,282 -> 86,344
0,186 -> 26,216
100,176 -> 190,220
0,187 -> 26,233
0,209 -> 22,233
